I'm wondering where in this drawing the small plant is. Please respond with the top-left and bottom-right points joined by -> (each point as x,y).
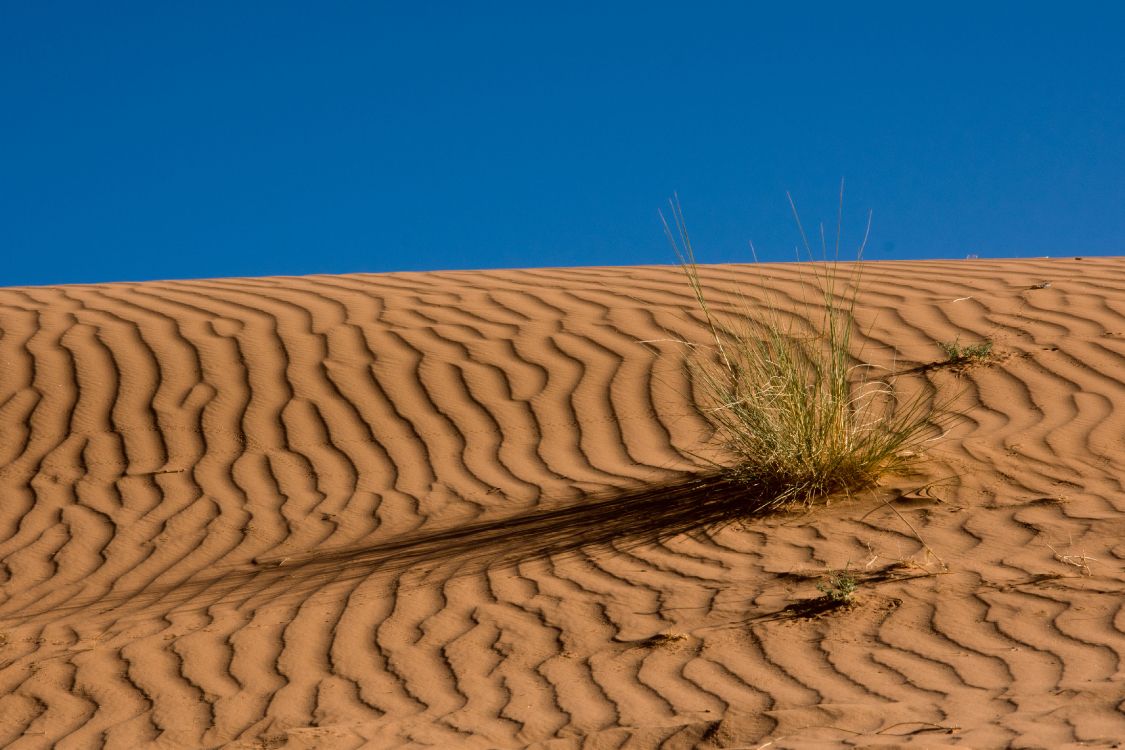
939,338 -> 994,364
662,186 -> 948,512
639,632 -> 689,648
816,570 -> 859,603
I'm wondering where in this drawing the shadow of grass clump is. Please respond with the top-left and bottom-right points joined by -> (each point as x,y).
9,471 -> 769,625
248,471 -> 753,578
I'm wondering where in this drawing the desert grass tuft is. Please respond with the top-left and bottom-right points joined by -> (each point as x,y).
662,189 -> 948,513
816,570 -> 860,603
939,338 -> 994,364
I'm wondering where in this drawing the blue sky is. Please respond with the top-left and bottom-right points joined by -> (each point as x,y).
3,2 -> 1124,286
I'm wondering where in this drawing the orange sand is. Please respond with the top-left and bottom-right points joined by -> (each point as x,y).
1,259 -> 1123,748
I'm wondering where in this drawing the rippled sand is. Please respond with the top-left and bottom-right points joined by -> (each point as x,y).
1,259 -> 1123,748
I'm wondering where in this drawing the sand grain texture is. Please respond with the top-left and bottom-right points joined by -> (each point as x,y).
1,259 -> 1124,749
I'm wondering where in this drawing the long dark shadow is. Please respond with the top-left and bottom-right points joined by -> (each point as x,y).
250,469 -> 757,581
3,470 -> 773,627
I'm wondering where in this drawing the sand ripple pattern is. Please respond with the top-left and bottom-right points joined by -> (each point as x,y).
1,259 -> 1124,748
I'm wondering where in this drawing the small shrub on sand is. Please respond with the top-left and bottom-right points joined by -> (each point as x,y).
816,570 -> 860,603
939,338 -> 994,364
662,191 -> 945,512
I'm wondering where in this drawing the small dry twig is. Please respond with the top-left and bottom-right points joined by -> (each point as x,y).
1046,541 -> 1097,576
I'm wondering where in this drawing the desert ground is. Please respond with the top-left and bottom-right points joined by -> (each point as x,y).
1,258 -> 1123,749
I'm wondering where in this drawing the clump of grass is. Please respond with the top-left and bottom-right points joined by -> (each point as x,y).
816,570 -> 859,603
939,338 -> 994,364
662,188 -> 946,512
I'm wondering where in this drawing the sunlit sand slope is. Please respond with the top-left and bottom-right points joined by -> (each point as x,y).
1,258 -> 1123,748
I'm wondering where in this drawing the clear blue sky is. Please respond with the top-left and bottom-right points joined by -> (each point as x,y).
3,2 -> 1123,286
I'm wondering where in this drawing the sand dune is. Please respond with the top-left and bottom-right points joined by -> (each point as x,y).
1,258 -> 1124,749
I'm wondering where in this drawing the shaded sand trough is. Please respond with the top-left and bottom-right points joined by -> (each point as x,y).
1,259 -> 1124,748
